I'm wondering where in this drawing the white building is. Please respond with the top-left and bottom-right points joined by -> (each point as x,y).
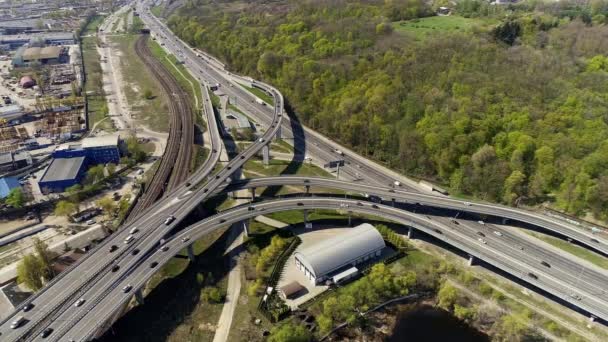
294,223 -> 386,285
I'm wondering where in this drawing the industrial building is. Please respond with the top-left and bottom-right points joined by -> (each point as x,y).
38,156 -> 87,193
0,32 -> 74,49
12,46 -> 68,67
294,223 -> 386,285
53,135 -> 121,165
0,177 -> 20,199
0,151 -> 32,172
0,105 -> 26,124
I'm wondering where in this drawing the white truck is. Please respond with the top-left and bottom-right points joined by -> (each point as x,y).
255,98 -> 265,106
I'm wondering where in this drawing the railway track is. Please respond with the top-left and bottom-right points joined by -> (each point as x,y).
129,34 -> 193,218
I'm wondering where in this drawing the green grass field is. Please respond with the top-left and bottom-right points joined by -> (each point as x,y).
525,231 -> 608,269
393,16 -> 496,40
151,5 -> 164,17
238,82 -> 274,105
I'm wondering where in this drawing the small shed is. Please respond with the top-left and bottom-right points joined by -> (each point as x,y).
279,281 -> 305,300
19,75 -> 35,88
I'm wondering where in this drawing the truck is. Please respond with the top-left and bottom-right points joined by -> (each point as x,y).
255,98 -> 265,106
334,149 -> 344,156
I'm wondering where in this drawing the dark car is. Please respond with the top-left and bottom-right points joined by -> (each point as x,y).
434,229 -> 443,234
477,232 -> 485,237
150,262 -> 158,268
591,238 -> 599,243
372,204 -> 379,209
161,246 -> 169,252
528,272 -> 538,279
540,261 -> 551,268
297,202 -> 304,206
112,265 -> 120,272
248,206 -> 255,211
131,249 -> 140,256
451,220 -> 459,225
23,303 -> 34,312
109,245 -> 118,253
40,328 -> 53,338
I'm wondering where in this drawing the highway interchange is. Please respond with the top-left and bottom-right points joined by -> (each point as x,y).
0,0 -> 607,340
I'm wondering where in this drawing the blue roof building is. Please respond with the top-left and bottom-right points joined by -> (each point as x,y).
0,177 -> 20,199
38,157 -> 87,193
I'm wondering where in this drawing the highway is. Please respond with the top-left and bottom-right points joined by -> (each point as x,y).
0,0 -> 606,340
60,197 -> 608,340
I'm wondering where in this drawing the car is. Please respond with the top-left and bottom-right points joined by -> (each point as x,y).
10,316 -> 25,329
591,238 -> 599,243
248,206 -> 255,211
519,246 -> 525,251
40,328 -> 53,338
86,219 -> 96,225
112,264 -> 120,272
372,204 -> 379,209
540,261 -> 551,268
258,138 -> 265,143
219,219 -> 226,223
451,220 -> 459,225
182,237 -> 190,243
493,231 -> 503,237
478,220 -> 485,225
131,249 -> 140,256
150,262 -> 158,268
123,285 -> 133,293
528,272 -> 538,280
357,202 -> 364,206
124,235 -> 134,244
23,303 -> 34,312
130,227 -> 139,234
75,298 -> 85,307
478,238 -> 487,244
434,229 -> 442,234
161,245 -> 169,252
477,232 -> 485,237
388,189 -> 395,193
393,181 -> 401,187
108,244 -> 118,252
164,215 -> 175,225
464,202 -> 472,206
297,202 -> 304,206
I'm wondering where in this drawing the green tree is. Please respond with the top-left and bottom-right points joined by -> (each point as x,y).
106,163 -> 117,175
142,88 -> 154,100
437,282 -> 459,310
5,188 -> 25,208
86,164 -> 105,184
97,197 -> 116,217
201,286 -> 224,303
65,184 -> 83,204
267,322 -> 312,342
32,238 -> 55,278
55,200 -> 77,218
17,254 -> 45,291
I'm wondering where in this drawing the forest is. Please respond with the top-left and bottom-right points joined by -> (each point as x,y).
167,0 -> 608,220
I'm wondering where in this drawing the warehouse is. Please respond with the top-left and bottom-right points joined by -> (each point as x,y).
294,223 -> 386,285
0,177 -> 20,199
38,156 -> 87,193
12,46 -> 68,67
52,135 -> 121,164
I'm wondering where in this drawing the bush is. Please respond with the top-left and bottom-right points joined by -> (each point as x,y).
201,286 -> 224,303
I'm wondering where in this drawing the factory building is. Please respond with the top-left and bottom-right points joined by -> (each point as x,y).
0,151 -> 32,172
294,223 -> 386,285
52,134 -> 121,165
0,32 -> 73,50
0,177 -> 20,199
38,156 -> 87,193
12,46 -> 68,67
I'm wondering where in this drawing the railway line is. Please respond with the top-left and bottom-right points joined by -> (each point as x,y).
129,34 -> 193,218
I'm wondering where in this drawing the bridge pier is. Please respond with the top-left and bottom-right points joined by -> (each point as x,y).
275,126 -> 282,141
303,209 -> 309,224
348,212 -> 352,226
251,187 -> 256,201
502,217 -> 508,225
187,244 -> 195,261
407,226 -> 414,239
135,288 -> 145,305
305,185 -> 310,195
392,198 -> 396,207
468,255 -> 475,266
262,145 -> 270,165
237,219 -> 250,237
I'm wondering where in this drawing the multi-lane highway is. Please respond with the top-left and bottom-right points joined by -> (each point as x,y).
1,1 -> 607,340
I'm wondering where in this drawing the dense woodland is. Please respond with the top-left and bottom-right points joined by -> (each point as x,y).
168,0 -> 608,220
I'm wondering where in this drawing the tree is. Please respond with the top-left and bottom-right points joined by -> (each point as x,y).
97,197 -> 116,217
493,20 -> 521,45
55,200 -> 77,218
201,286 -> 224,303
437,282 -> 459,310
17,254 -> 45,291
6,188 -> 25,208
142,88 -> 154,100
267,322 -> 312,342
65,184 -> 82,204
33,238 -> 55,278
86,165 -> 105,184
106,163 -> 117,175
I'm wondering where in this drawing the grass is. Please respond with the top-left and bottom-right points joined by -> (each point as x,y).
392,15 -> 497,40
525,231 -> 608,269
110,34 -> 169,132
242,158 -> 331,178
82,15 -> 105,36
151,5 -> 164,17
191,145 -> 210,171
238,82 -> 274,105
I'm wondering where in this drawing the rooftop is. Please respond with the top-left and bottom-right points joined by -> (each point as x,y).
40,156 -> 85,182
0,177 -> 20,198
0,32 -> 74,42
294,223 -> 386,277
22,46 -> 62,60
81,134 -> 119,149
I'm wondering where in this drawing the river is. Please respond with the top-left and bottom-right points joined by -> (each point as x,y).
388,305 -> 489,342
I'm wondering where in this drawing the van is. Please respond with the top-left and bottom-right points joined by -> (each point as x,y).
129,227 -> 139,234
11,316 -> 25,329
124,235 -> 134,244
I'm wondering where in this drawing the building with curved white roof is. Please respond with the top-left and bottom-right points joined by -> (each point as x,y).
294,223 -> 385,285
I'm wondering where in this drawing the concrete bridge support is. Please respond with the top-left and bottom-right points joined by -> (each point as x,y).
187,244 -> 195,261
348,212 -> 352,226
303,209 -> 309,224
502,217 -> 508,225
275,126 -> 282,141
392,198 -> 396,207
135,288 -> 145,305
407,226 -> 414,239
262,145 -> 270,165
251,187 -> 256,201
305,185 -> 310,195
235,219 -> 250,237
468,255 -> 475,266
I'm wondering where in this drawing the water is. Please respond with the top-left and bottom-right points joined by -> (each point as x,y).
388,305 -> 489,342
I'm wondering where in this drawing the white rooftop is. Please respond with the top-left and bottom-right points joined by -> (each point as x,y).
81,135 -> 119,149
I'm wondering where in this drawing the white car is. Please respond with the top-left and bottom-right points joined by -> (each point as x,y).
493,231 -> 503,237
478,220 -> 485,225
86,219 -> 96,225
478,238 -> 487,244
